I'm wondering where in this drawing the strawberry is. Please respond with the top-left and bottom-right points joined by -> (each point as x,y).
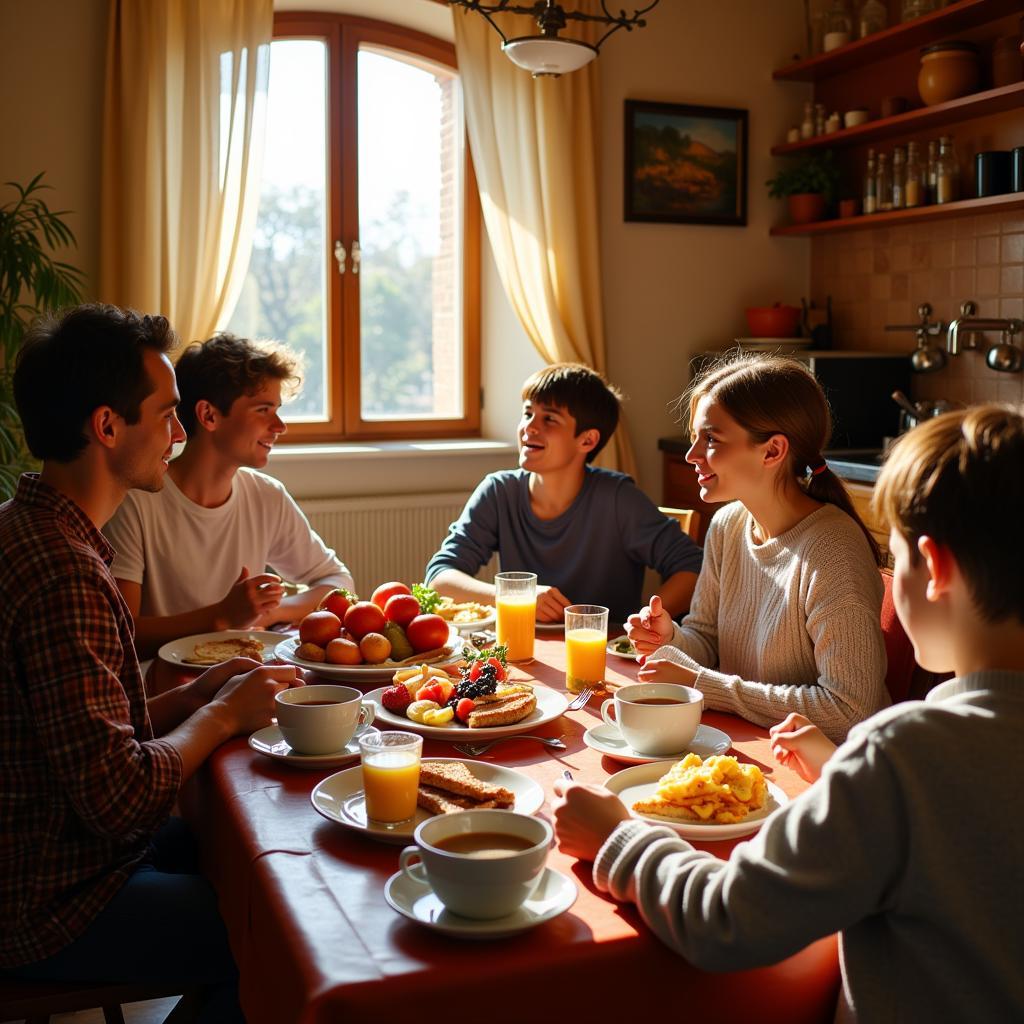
455,697 -> 475,723
486,656 -> 506,682
381,684 -> 412,714
415,682 -> 445,704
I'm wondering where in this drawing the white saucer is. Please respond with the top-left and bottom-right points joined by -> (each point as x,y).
248,724 -> 371,770
582,722 -> 732,765
384,866 -> 577,938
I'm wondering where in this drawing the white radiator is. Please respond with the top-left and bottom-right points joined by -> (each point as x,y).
300,492 -> 497,591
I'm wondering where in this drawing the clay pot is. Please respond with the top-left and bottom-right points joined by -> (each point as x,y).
745,304 -> 802,338
918,41 -> 979,106
787,192 -> 826,224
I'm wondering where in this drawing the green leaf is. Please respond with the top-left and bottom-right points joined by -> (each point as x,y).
412,583 -> 442,615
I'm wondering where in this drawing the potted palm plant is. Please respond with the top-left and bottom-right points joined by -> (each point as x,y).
766,150 -> 841,225
0,174 -> 83,500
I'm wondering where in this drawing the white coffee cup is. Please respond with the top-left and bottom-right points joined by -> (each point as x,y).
399,810 -> 551,920
275,684 -> 375,755
601,683 -> 702,756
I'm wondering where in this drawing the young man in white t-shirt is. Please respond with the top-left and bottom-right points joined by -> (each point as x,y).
105,334 -> 353,659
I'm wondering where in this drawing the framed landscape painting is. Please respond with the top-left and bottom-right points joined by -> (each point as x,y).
624,100 -> 748,226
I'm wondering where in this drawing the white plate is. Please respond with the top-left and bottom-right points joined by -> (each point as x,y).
604,761 -> 788,841
365,685 -> 569,740
274,625 -> 467,682
248,724 -> 374,770
311,758 -> 545,844
606,638 -> 638,660
583,722 -> 732,765
385,865 -> 576,939
447,611 -> 496,634
158,630 -> 285,667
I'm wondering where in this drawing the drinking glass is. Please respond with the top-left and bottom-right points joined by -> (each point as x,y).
564,604 -> 609,695
359,730 -> 423,828
495,571 -> 537,663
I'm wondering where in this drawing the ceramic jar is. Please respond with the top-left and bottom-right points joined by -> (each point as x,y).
918,41 -> 980,106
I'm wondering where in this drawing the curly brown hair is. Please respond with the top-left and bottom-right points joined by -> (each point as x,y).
174,333 -> 300,436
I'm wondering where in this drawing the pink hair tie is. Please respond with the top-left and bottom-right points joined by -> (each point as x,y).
809,460 -> 829,477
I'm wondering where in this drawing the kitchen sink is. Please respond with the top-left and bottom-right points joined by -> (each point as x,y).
823,449 -> 886,483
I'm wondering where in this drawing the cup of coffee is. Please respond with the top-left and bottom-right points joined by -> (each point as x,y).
399,809 -> 551,919
601,683 -> 702,756
275,684 -> 375,755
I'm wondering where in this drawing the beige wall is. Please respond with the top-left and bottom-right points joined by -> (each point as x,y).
598,0 -> 810,492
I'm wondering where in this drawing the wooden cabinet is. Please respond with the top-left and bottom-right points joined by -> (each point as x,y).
846,481 -> 891,562
771,0 -> 1024,237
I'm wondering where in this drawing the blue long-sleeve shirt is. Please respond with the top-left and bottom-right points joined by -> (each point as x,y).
425,467 -> 703,623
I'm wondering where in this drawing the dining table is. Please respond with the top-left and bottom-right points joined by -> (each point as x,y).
175,636 -> 841,1024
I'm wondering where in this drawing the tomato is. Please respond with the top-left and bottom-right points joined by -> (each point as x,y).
468,656 -> 506,683
320,588 -> 355,620
384,593 -> 421,628
298,610 -> 342,646
405,613 -> 450,653
344,601 -> 387,640
371,581 -> 412,611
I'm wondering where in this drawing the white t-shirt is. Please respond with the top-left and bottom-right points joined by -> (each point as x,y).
104,468 -> 353,616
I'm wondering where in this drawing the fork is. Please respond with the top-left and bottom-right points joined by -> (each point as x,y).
453,735 -> 567,756
566,687 -> 593,711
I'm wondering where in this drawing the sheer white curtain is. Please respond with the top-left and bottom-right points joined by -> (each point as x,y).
453,3 -> 635,474
100,0 -> 272,345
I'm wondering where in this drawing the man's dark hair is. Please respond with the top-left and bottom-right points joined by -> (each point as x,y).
174,333 -> 298,436
521,363 -> 622,462
14,304 -> 176,463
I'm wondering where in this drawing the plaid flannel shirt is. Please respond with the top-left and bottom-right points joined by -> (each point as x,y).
0,475 -> 182,967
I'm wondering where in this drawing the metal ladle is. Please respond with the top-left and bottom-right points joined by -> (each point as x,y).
986,330 -> 1023,373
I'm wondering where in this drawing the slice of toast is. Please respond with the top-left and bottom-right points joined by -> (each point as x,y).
416,786 -> 505,815
184,638 -> 264,665
467,692 -> 537,728
418,761 -> 514,805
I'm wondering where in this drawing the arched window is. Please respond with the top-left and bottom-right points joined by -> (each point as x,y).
228,13 -> 481,440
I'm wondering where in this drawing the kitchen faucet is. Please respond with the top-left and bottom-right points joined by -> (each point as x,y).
946,316 -> 1022,355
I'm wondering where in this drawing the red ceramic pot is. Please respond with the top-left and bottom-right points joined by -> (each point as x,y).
787,192 -> 826,224
745,304 -> 802,338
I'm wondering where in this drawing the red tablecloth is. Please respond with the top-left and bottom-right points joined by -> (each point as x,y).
180,639 -> 840,1024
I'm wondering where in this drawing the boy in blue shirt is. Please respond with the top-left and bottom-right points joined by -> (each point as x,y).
553,404 -> 1024,1021
425,363 -> 702,623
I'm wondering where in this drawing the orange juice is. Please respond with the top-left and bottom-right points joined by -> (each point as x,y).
362,753 -> 420,824
497,595 -> 536,662
565,627 -> 607,694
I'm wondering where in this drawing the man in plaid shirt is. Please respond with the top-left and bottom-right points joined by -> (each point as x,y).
0,305 -> 305,1022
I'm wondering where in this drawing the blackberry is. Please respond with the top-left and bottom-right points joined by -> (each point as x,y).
456,663 -> 499,700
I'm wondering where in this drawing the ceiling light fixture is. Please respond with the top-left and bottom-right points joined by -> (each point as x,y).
449,0 -> 660,78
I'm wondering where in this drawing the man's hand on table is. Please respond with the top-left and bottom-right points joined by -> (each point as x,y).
536,584 -> 572,623
203,660 -> 307,737
625,594 -> 675,654
552,780 -> 632,862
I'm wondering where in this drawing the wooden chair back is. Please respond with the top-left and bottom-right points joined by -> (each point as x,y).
658,506 -> 702,542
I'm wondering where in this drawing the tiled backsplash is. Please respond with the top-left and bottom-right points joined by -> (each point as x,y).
812,210 -> 1024,407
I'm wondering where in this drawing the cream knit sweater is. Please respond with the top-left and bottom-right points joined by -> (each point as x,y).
654,501 -> 889,743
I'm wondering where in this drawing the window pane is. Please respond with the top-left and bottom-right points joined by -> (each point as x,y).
227,39 -> 328,421
357,48 -> 464,420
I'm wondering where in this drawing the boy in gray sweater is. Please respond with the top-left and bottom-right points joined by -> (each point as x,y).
553,404 -> 1024,1022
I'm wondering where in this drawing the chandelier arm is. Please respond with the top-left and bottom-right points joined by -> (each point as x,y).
598,1 -> 660,23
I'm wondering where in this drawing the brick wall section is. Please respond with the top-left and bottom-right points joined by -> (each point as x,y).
811,209 -> 1024,407
431,73 -> 460,417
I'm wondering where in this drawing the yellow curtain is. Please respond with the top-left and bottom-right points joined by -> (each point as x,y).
453,3 -> 635,475
100,0 -> 271,346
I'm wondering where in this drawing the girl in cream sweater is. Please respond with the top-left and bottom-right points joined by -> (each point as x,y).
627,355 -> 889,743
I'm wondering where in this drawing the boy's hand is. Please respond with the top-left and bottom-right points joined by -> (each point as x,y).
637,658 -> 699,686
769,713 -> 836,783
211,665 -> 305,736
552,779 -> 631,862
536,584 -> 571,623
215,566 -> 285,629
625,595 -> 674,653
190,656 -> 263,705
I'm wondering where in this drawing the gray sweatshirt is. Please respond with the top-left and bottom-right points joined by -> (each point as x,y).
593,671 -> 1024,1022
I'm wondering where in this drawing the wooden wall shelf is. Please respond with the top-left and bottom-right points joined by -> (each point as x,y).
769,192 -> 1024,236
771,82 -> 1024,154
773,0 -> 1022,82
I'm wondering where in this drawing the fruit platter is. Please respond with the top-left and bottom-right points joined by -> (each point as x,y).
275,581 -> 468,682
366,646 -> 569,740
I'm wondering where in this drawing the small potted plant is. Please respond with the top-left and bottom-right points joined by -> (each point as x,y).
766,150 -> 840,225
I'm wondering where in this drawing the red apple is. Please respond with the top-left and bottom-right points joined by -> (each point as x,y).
406,613 -> 450,653
299,610 -> 342,646
344,601 -> 387,640
384,593 -> 421,628
371,581 -> 412,610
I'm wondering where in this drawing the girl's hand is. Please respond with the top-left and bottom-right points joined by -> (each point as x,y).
637,658 -> 699,686
551,780 -> 631,862
625,594 -> 674,654
769,713 -> 836,783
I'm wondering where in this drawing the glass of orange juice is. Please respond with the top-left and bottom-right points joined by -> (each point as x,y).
495,571 -> 537,663
358,730 -> 423,828
564,604 -> 609,695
